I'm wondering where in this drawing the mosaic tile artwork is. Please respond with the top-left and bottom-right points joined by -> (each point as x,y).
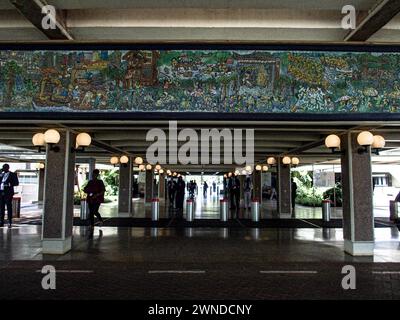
0,49 -> 399,113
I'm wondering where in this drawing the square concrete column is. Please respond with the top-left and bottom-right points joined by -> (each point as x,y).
277,158 -> 291,215
252,170 -> 262,201
341,132 -> 374,256
118,158 -> 132,214
145,169 -> 154,202
37,168 -> 45,204
159,173 -> 166,199
42,131 -> 76,254
88,158 -> 96,180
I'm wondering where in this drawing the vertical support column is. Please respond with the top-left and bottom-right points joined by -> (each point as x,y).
253,169 -> 262,201
118,158 -> 132,214
37,168 -> 45,204
42,131 -> 76,254
341,132 -> 374,256
159,173 -> 166,199
145,168 -> 154,203
277,158 -> 291,215
88,158 -> 96,180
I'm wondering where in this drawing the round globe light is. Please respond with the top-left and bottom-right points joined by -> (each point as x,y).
110,156 -> 119,165
159,169 -> 164,174
245,165 -> 252,171
282,156 -> 291,165
120,156 -> 129,164
325,134 -> 341,149
138,164 -> 145,171
255,165 -> 262,171
146,164 -> 152,170
76,132 -> 91,147
32,133 -> 45,146
267,157 -> 276,165
372,135 -> 385,149
262,165 -> 268,172
155,164 -> 161,171
357,131 -> 374,146
241,169 -> 247,175
44,129 -> 60,144
291,157 -> 300,166
235,169 -> 240,175
134,157 -> 143,165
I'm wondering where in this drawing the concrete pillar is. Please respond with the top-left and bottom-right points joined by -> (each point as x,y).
252,170 -> 262,201
341,132 -> 374,256
118,158 -> 132,214
88,158 -> 96,180
37,168 -> 45,204
159,173 -> 166,199
145,169 -> 154,202
277,158 -> 291,215
42,131 -> 76,254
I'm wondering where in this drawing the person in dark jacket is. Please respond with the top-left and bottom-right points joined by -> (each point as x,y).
228,175 -> 240,217
0,164 -> 19,228
84,169 -> 105,229
291,178 -> 298,211
175,176 -> 186,218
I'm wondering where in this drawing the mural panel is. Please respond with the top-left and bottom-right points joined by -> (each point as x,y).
0,49 -> 400,113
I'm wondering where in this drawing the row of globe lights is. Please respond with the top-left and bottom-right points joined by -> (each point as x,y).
32,129 -> 92,152
109,156 -> 181,177
223,157 -> 301,178
325,131 -> 385,154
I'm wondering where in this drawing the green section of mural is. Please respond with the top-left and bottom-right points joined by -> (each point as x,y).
0,50 -> 400,113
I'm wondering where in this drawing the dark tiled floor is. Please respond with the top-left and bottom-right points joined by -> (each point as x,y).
2,194 -> 399,300
1,224 -> 400,299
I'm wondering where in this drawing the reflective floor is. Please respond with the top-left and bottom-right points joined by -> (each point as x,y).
17,191 -> 389,222
1,224 -> 400,299
2,193 -> 399,300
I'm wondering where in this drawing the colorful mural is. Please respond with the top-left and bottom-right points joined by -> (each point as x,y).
0,49 -> 400,113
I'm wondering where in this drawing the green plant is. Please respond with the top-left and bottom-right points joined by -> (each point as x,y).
323,182 -> 342,207
292,170 -> 323,207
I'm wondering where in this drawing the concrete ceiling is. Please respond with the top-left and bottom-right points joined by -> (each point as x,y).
1,119 -> 400,173
0,0 -> 400,42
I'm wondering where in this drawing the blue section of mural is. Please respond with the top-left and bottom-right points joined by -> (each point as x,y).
0,49 -> 400,113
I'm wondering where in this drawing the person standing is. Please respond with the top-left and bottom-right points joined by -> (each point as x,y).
243,175 -> 253,210
167,178 -> 176,207
228,175 -> 240,217
84,169 -> 105,230
291,178 -> 298,211
212,181 -> 216,193
203,181 -> 208,197
0,164 -> 19,228
175,176 -> 186,217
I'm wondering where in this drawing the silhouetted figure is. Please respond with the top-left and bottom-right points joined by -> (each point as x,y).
212,181 -> 216,193
291,178 -> 297,211
175,176 -> 186,214
0,164 -> 19,228
243,175 -> 253,209
167,178 -> 176,207
203,181 -> 208,197
228,175 -> 240,217
84,169 -> 105,231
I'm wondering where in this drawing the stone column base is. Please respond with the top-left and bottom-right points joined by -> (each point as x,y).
344,239 -> 374,256
42,237 -> 72,254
